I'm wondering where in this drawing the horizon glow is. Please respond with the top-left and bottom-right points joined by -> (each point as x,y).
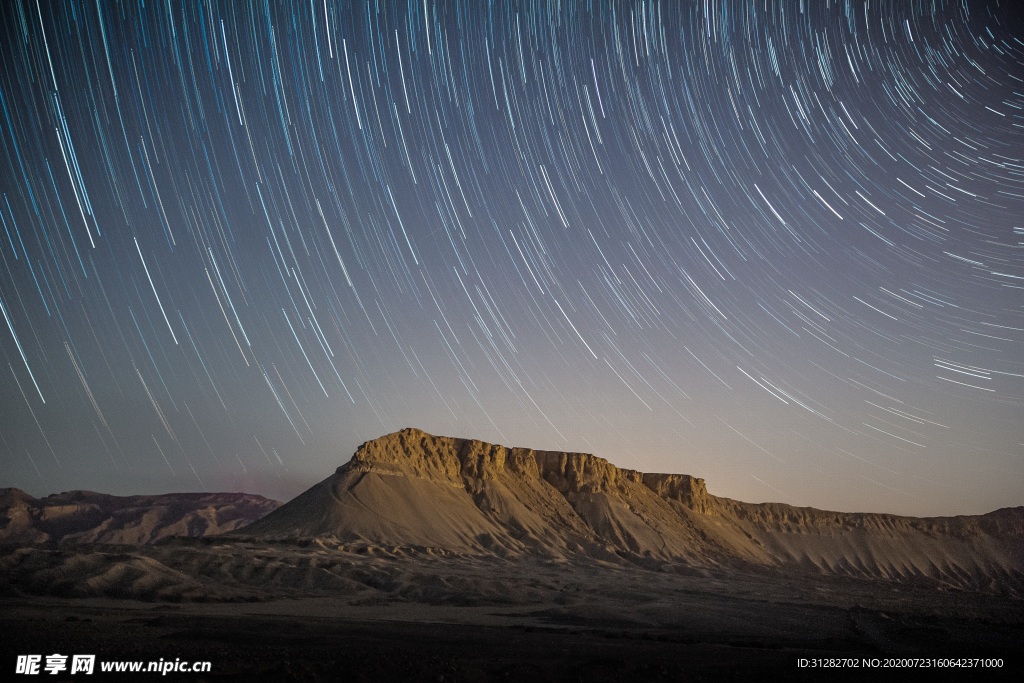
1,0 -> 1021,516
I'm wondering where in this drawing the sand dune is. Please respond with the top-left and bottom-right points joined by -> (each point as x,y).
0,488 -> 281,544
240,428 -> 1024,593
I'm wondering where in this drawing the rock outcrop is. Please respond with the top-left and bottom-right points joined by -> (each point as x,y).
0,489 -> 281,544
238,428 -> 1024,592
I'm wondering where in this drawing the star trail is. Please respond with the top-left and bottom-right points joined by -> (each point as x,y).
1,0 -> 1021,515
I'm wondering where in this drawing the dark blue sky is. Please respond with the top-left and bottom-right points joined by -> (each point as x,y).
1,0 -> 1021,515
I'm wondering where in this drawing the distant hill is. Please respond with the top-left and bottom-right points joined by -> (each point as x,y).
239,428 -> 1024,593
0,488 -> 281,544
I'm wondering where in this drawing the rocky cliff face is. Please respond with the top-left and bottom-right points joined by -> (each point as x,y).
0,489 -> 282,544
641,473 -> 712,515
347,427 -> 712,512
238,428 -> 1024,593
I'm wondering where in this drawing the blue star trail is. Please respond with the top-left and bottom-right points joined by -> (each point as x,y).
1,0 -> 1021,514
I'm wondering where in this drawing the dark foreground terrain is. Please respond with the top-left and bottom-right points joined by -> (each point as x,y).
2,543 -> 1021,682
7,600 -> 1016,683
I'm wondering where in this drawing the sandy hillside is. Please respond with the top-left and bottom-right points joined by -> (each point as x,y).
240,428 -> 1024,592
0,488 -> 281,544
2,428 -> 1020,603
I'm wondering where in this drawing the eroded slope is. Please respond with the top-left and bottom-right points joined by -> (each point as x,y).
0,489 -> 281,544
239,428 -> 1024,592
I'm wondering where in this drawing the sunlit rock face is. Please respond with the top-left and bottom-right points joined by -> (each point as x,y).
238,428 -> 1024,592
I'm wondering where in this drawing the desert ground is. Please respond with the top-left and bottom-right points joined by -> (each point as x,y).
2,542 -> 1021,682
3,429 -> 1021,681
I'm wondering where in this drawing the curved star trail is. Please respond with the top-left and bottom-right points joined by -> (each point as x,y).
1,1 -> 1021,515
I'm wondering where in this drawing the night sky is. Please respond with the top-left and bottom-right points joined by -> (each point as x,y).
1,0 -> 1021,516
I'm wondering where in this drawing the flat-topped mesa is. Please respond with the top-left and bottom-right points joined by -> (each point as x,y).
346,427 -> 710,512
239,429 -> 1024,590
345,428 -> 548,486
